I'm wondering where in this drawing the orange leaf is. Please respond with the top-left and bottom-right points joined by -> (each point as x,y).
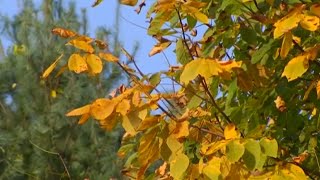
51,27 -> 77,38
66,104 -> 91,116
300,15 -> 320,31
311,4 -> 320,17
68,54 -> 88,73
99,52 -> 119,62
84,53 -> 103,75
90,98 -> 117,120
78,113 -> 90,125
41,54 -> 64,79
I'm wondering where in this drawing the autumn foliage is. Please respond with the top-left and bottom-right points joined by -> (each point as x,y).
43,0 -> 320,179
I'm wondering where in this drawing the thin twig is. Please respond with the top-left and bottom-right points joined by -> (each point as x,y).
190,125 -> 224,138
175,7 -> 232,124
29,140 -> 71,179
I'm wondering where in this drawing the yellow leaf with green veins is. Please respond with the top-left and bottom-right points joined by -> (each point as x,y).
41,54 -> 63,79
273,5 -> 305,38
180,58 -> 222,85
170,153 -> 189,179
68,54 -> 88,73
280,31 -> 292,59
282,55 -> 308,81
84,53 -> 103,75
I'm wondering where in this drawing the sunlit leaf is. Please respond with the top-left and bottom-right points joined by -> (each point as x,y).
90,98 -> 116,120
243,139 -> 261,170
51,27 -> 77,38
226,140 -> 245,163
280,31 -> 292,59
68,54 -> 88,73
78,113 -> 90,125
180,58 -> 222,85
122,115 -> 137,135
41,54 -> 63,79
310,3 -> 320,17
260,138 -> 278,158
84,53 -> 103,75
116,99 -> 131,116
281,54 -> 309,81
66,104 -> 91,116
300,15 -> 320,31
170,153 -> 189,179
317,80 -> 320,99
120,0 -> 138,6
203,157 -> 221,180
67,36 -> 94,53
273,5 -> 305,38
99,52 -> 119,62
224,124 -> 240,140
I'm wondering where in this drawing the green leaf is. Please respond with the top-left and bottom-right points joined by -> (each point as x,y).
149,72 -> 161,87
240,28 -> 257,45
260,138 -> 278,158
226,140 -> 245,163
176,38 -> 191,65
251,39 -> 276,64
243,139 -> 261,170
170,153 -> 189,179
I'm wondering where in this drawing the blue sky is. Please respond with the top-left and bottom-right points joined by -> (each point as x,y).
0,0 -> 176,75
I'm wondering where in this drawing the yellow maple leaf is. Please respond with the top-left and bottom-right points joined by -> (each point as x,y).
311,3 -> 320,17
280,31 -> 293,59
224,124 -> 240,140
68,54 -> 88,73
84,53 -> 103,75
281,54 -> 309,81
66,36 -> 94,53
90,98 -> 117,120
99,52 -> 119,62
41,54 -> 63,79
300,15 -> 320,31
180,58 -> 222,85
273,5 -> 305,39
66,104 -> 91,116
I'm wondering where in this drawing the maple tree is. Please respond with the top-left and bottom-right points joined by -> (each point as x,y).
43,0 -> 320,179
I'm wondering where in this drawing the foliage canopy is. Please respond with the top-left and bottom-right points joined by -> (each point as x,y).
44,0 -> 320,179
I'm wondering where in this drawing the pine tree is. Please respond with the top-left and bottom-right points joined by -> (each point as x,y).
0,0 -> 123,179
